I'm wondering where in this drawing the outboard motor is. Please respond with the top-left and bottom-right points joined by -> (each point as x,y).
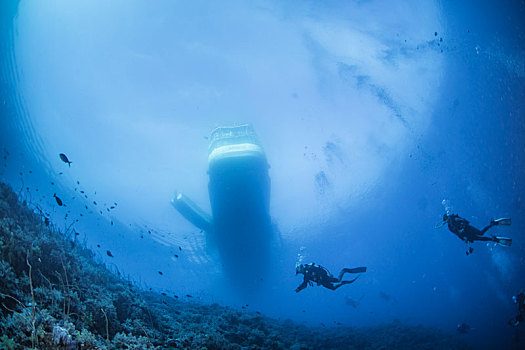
172,124 -> 272,288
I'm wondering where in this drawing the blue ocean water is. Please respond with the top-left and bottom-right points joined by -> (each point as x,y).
1,0 -> 524,349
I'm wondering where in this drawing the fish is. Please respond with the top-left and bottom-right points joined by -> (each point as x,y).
161,292 -> 167,296
158,271 -> 163,275
174,254 -> 178,258
93,201 -> 97,205
456,323 -> 471,334
80,190 -> 85,194
106,250 -> 114,257
179,246 -> 182,251
59,153 -> 72,167
74,232 -> 80,236
53,193 -> 63,206
186,294 -> 192,298
44,217 -> 50,226
97,244 -> 100,248
174,295 -> 178,299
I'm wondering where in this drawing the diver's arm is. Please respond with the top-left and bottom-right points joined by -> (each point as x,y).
296,279 -> 308,293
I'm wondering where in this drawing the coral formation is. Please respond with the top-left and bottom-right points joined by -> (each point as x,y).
0,182 -> 471,349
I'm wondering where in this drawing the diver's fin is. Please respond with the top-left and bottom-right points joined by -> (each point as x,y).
493,218 -> 511,226
343,267 -> 367,274
494,236 -> 512,247
341,276 -> 360,285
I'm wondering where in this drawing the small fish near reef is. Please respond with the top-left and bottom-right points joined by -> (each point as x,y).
59,153 -> 72,167
53,193 -> 63,206
106,250 -> 114,257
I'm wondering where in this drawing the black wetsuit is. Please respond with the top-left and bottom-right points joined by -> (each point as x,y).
295,263 -> 366,293
446,214 -> 496,243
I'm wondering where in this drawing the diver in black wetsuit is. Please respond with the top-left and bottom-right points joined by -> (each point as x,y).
295,263 -> 366,293
509,292 -> 525,328
439,214 -> 512,255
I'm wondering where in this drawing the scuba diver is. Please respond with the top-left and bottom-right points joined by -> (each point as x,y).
295,263 -> 367,293
509,291 -> 525,328
437,213 -> 512,255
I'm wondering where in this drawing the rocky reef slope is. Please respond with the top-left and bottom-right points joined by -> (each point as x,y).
0,182 -> 470,349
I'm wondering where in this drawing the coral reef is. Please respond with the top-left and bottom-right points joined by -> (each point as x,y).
0,182 -> 471,349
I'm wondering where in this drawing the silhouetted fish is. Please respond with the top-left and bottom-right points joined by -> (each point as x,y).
59,153 -> 72,167
179,246 -> 182,251
158,271 -> 163,275
186,294 -> 192,298
53,193 -> 63,206
174,254 -> 178,258
106,250 -> 114,257
97,244 -> 100,248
